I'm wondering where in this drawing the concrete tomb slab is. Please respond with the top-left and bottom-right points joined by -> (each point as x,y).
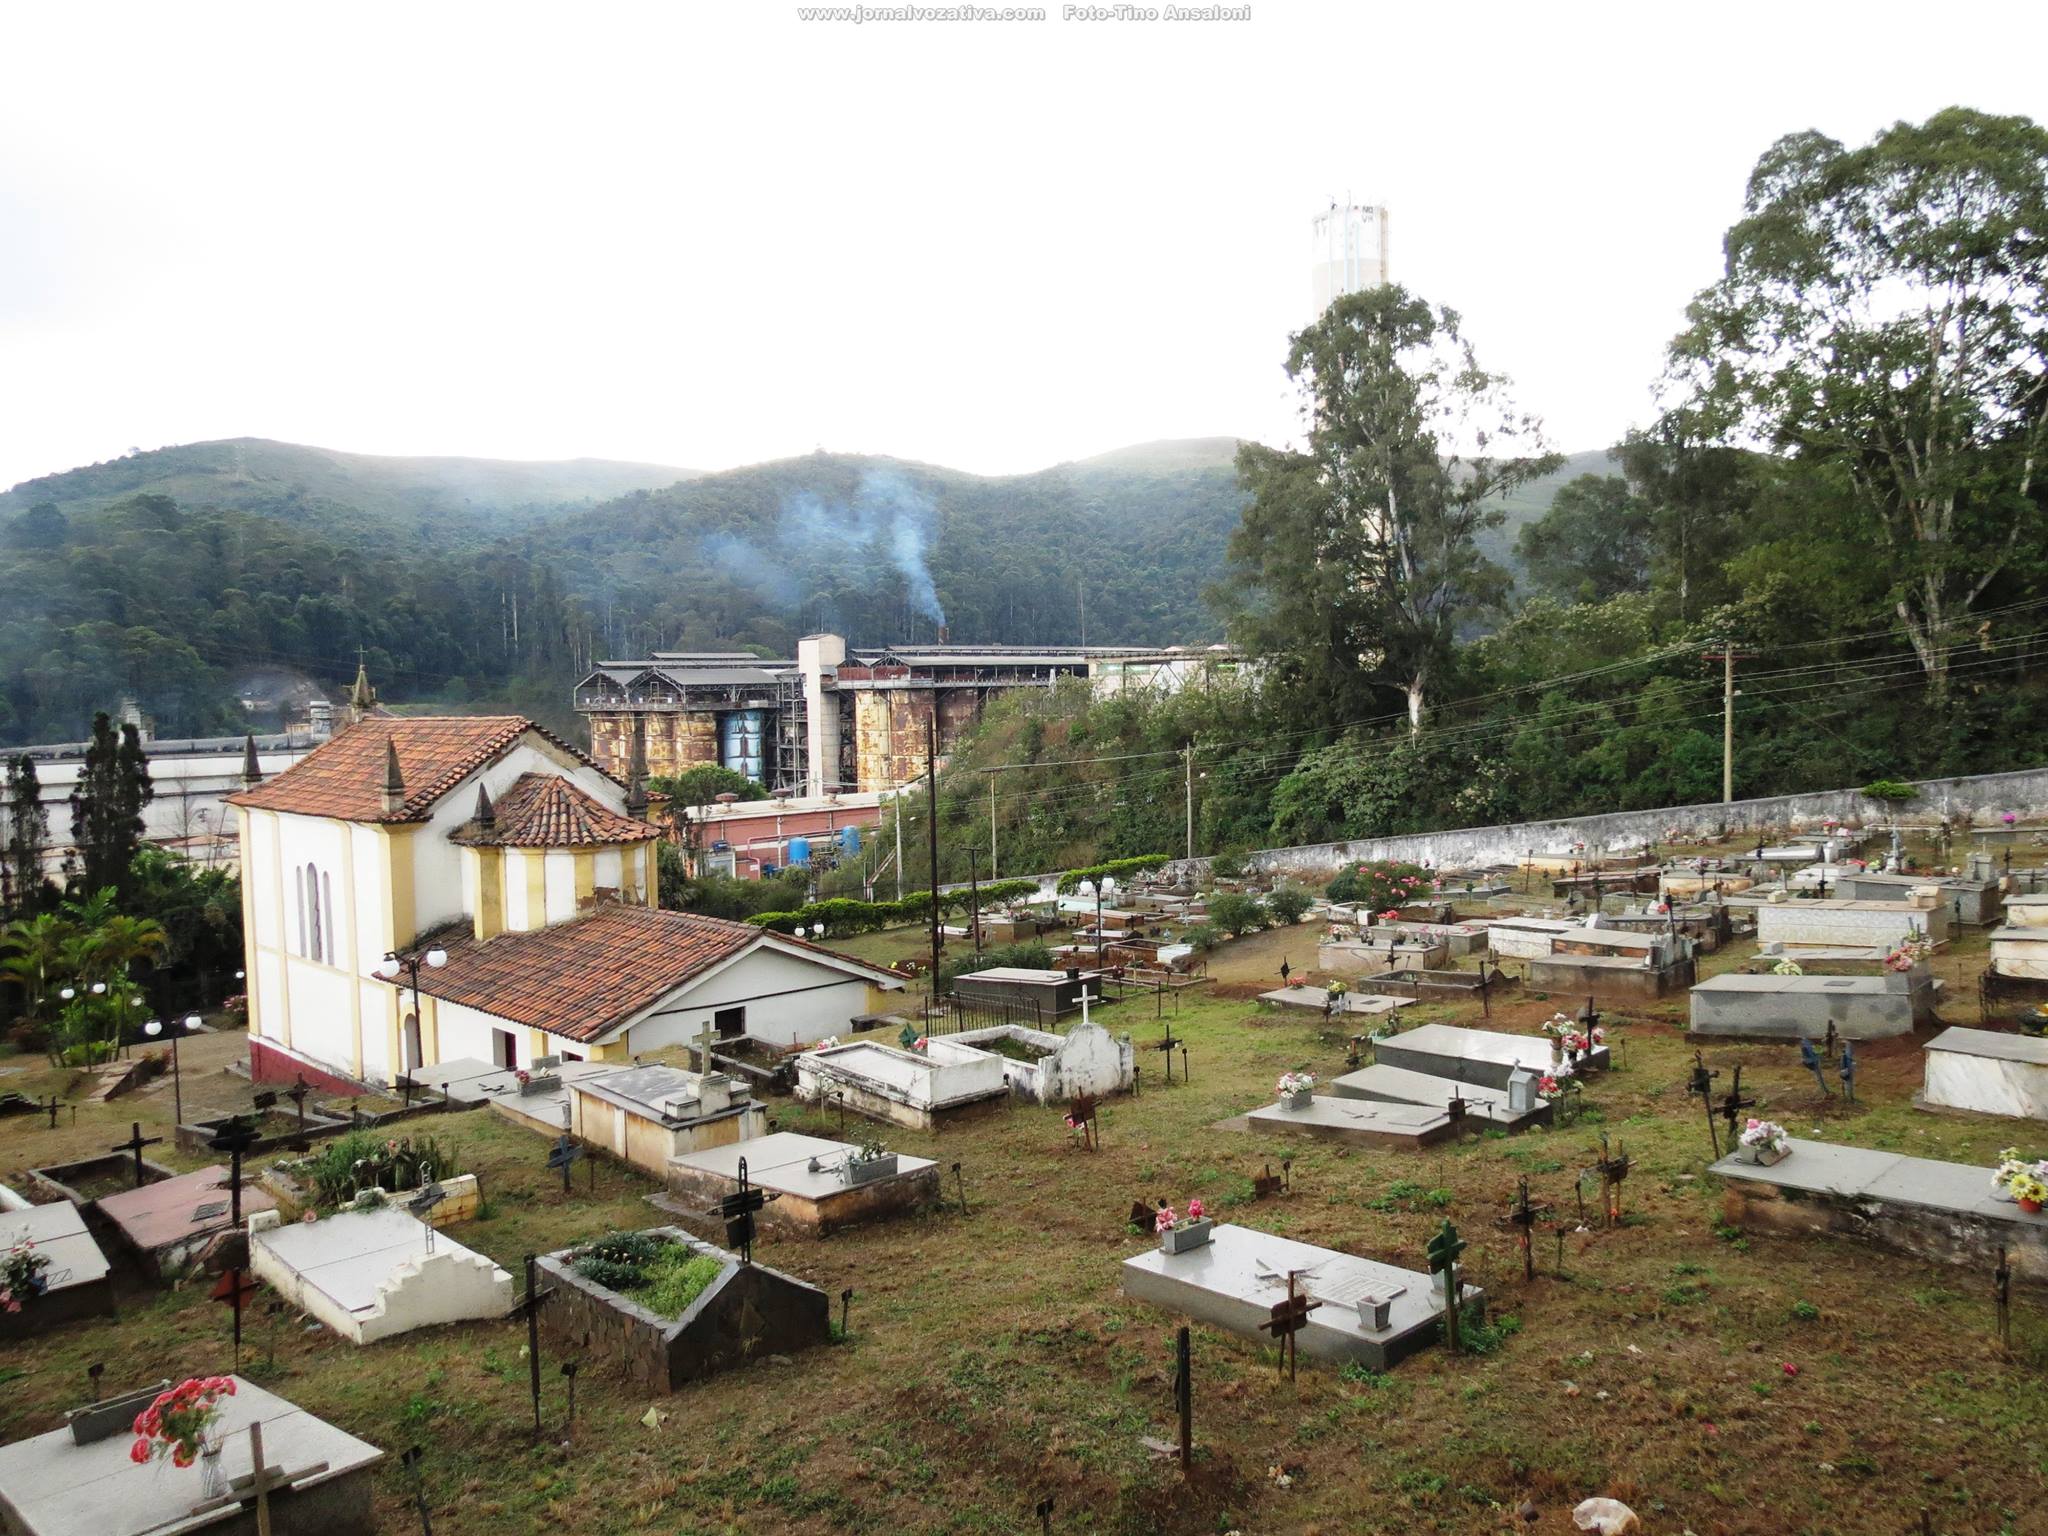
1330,1063 -> 1553,1131
96,1165 -> 278,1282
0,1375 -> 382,1536
1243,1095 -> 1459,1148
1688,970 -> 1936,1040
1919,1026 -> 2048,1121
0,1201 -> 115,1339
249,1205 -> 515,1344
1120,1222 -> 1477,1371
1255,986 -> 1411,1019
1713,1138 -> 2048,1285
664,1130 -> 940,1237
1373,1024 -> 1605,1092
794,1040 -> 1008,1131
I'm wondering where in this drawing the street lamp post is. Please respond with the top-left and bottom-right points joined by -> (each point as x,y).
373,948 -> 448,1072
144,1014 -> 204,1127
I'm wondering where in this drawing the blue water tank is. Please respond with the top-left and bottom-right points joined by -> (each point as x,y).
787,836 -> 812,866
720,710 -> 766,782
761,862 -> 778,878
839,826 -> 861,856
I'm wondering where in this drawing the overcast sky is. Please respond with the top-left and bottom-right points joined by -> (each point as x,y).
3,2 -> 2045,493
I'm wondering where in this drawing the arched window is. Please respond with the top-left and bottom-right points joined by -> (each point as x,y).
322,871 -> 336,964
295,864 -> 308,956
307,866 -> 324,964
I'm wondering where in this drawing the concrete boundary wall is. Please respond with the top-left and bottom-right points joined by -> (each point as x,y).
1241,765 -> 2048,885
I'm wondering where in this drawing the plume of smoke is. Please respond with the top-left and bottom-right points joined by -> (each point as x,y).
745,470 -> 945,627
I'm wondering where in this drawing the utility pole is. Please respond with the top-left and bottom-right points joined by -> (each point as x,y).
967,847 -> 982,957
893,789 -> 904,901
1702,644 -> 1753,805
988,770 -> 998,881
1183,745 -> 1195,861
927,706 -> 942,1010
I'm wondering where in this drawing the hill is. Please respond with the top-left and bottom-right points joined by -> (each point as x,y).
1066,437 -> 1244,473
0,438 -> 701,537
1472,446 -> 1616,569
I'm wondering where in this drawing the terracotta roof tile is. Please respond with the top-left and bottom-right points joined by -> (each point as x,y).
227,715 -> 612,823
390,908 -> 893,1044
451,773 -> 663,848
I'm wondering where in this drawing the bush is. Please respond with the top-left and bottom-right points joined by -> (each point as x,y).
1208,891 -> 1268,937
301,1131 -> 462,1209
1181,923 -> 1222,953
1325,860 -> 1435,910
1266,885 -> 1315,925
642,1252 -> 725,1318
1861,778 -> 1919,803
1209,850 -> 1247,880
939,939 -> 1052,988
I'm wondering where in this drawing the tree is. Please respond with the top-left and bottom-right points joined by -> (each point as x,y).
69,713 -> 153,900
1514,474 -> 1653,604
1667,108 -> 2048,699
2,754 -> 56,919
1207,891 -> 1268,937
1220,286 -> 1560,731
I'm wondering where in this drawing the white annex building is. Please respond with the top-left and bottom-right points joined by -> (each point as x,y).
228,695 -> 903,1091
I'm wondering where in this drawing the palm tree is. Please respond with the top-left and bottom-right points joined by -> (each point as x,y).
0,911 -> 77,1021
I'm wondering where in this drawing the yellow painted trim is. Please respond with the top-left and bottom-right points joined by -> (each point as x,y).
473,847 -> 504,942
643,841 -> 659,909
529,1029 -> 550,1062
524,849 -> 546,931
378,824 -> 417,1077
589,1039 -> 632,1063
573,849 -> 595,908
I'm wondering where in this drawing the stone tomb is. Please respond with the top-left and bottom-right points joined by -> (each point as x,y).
1373,1023 -> 1606,1092
1755,897 -> 1949,951
793,1039 -> 1008,1131
1712,1139 -> 2048,1285
949,966 -> 1099,1020
1255,986 -> 1412,1020
664,1131 -> 940,1237
1484,917 -> 1580,962
1835,869 -> 2003,927
536,1225 -> 830,1394
1687,970 -> 1937,1040
1988,923 -> 2048,981
567,1064 -> 768,1179
0,1199 -> 114,1340
248,1205 -> 515,1344
95,1165 -> 279,1283
1525,925 -> 1697,1002
0,1375 -> 382,1536
1919,1027 -> 2048,1122
412,1055 -> 617,1140
1120,1223 -> 1476,1371
1330,1062 -> 1552,1132
948,1014 -> 1136,1103
1243,1095 -> 1461,1149
1317,936 -> 1450,975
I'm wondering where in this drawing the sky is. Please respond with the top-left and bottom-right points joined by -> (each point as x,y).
3,1 -> 2046,493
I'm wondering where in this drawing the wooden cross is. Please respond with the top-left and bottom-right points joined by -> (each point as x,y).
110,1121 -> 162,1187
1497,1177 -> 1553,1282
1591,1134 -> 1631,1227
1251,1162 -> 1286,1200
1799,1036 -> 1834,1098
1426,1219 -> 1467,1352
546,1134 -> 583,1195
697,1017 -> 717,1075
1994,1245 -> 2012,1353
1154,1024 -> 1180,1084
512,1255 -> 555,1437
1260,1270 -> 1321,1380
284,1076 -> 315,1152
1714,1066 -> 1756,1155
1067,1093 -> 1100,1152
1172,1324 -> 1193,1474
1687,1051 -> 1721,1156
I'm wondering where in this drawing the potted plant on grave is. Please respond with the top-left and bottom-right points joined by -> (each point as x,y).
129,1376 -> 236,1496
0,1238 -> 50,1314
1276,1071 -> 1315,1110
1537,1067 -> 1582,1125
1155,1197 -> 1211,1254
842,1132 -> 897,1186
2009,1171 -> 2048,1215
1736,1118 -> 1792,1166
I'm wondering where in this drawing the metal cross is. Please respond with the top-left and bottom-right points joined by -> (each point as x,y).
1172,1325 -> 1193,1475
1799,1037 -> 1834,1098
1591,1134 -> 1631,1227
1715,1066 -> 1756,1152
1687,1050 -> 1722,1156
545,1135 -> 583,1195
718,1156 -> 778,1264
1427,1219 -> 1467,1352
109,1121 -> 162,1187
1498,1177 -> 1553,1282
1838,1041 -> 1857,1102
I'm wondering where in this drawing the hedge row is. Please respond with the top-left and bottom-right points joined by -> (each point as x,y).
747,879 -> 1043,937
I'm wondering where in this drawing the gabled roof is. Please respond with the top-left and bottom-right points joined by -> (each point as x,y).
450,773 -> 662,849
226,716 -> 611,824
393,906 -> 901,1043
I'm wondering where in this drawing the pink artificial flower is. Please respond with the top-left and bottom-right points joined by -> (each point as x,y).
1781,1362 -> 1799,1377
1187,1198 -> 1205,1221
129,1439 -> 150,1465
1154,1205 -> 1177,1234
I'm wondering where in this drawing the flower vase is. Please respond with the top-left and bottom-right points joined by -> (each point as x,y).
1285,1090 -> 1312,1111
1159,1219 -> 1213,1254
196,1430 -> 227,1500
1737,1143 -> 1789,1167
2021,1197 -> 2045,1216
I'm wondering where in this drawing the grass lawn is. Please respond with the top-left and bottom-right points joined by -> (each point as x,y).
2,916 -> 2044,1535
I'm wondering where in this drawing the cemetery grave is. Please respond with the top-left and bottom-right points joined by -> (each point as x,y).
662,1130 -> 941,1237
565,1061 -> 769,1178
535,1225 -> 830,1393
1372,1021 -> 1610,1091
1254,983 -> 1412,1019
792,1038 -> 1009,1130
0,1374 -> 383,1536
1754,894 -> 1951,951
1688,968 -> 1940,1040
948,1008 -> 1137,1102
93,1165 -> 279,1282
1316,934 -> 1450,974
247,1204 -> 516,1344
0,1197 -> 115,1339
1919,1026 -> 2048,1121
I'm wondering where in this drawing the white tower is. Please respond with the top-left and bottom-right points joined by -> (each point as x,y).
1310,199 -> 1391,317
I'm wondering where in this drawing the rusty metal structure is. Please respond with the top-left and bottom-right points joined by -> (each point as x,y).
574,632 -> 1243,796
